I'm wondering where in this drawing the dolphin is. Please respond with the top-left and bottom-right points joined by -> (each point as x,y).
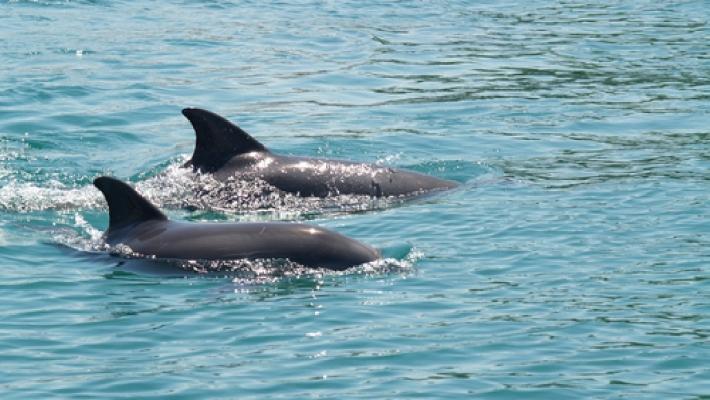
93,176 -> 380,270
181,108 -> 458,198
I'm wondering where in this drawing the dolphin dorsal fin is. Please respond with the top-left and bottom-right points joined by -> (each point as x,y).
182,108 -> 267,172
93,176 -> 167,231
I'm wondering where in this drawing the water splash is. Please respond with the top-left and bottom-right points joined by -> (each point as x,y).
0,180 -> 103,212
0,157 -> 418,216
136,158 -> 413,216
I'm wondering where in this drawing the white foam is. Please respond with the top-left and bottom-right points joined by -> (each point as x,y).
0,180 -> 103,212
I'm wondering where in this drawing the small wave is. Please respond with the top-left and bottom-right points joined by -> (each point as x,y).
52,212 -> 106,253
6,0 -> 109,7
0,224 -> 8,246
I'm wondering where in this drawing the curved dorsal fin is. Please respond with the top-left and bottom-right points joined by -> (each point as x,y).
93,176 -> 167,231
182,108 -> 267,173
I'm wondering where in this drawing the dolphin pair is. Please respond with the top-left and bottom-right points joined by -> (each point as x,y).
92,108 -> 457,271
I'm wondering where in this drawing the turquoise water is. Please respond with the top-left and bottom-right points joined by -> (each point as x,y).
1,0 -> 709,398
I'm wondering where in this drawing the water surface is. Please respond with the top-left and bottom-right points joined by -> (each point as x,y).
1,1 -> 708,398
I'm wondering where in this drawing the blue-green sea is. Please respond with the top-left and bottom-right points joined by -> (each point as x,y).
1,1 -> 709,398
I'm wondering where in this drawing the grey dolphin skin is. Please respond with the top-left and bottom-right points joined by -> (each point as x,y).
181,108 -> 458,198
93,177 -> 380,270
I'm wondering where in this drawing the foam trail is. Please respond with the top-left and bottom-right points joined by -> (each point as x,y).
0,180 -> 103,212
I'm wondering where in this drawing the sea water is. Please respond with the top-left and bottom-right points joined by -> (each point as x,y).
1,1 -> 708,398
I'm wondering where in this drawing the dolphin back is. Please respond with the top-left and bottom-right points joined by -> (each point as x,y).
93,176 -> 167,232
